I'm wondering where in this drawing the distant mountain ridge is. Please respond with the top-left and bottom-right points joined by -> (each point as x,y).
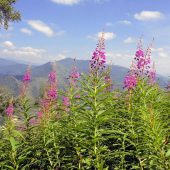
0,58 -> 168,97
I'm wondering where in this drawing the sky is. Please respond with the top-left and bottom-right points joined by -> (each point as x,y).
0,0 -> 170,76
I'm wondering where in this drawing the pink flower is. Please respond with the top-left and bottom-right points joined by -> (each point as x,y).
133,39 -> 153,78
29,118 -> 37,125
48,71 -> 56,84
75,94 -> 80,99
40,98 -> 50,111
37,111 -> 43,119
6,103 -> 14,117
148,64 -> 156,85
135,49 -> 144,58
23,69 -> 31,83
105,75 -> 113,92
70,70 -> 80,80
69,65 -> 80,86
47,88 -> 57,100
63,96 -> 70,107
124,74 -> 137,90
90,32 -> 106,71
90,49 -> 106,71
137,58 -> 146,69
20,67 -> 31,96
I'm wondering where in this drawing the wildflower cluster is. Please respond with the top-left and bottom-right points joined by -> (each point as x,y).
20,66 -> 31,96
1,36 -> 169,170
39,65 -> 57,118
6,102 -> 14,118
69,64 -> 80,87
124,73 -> 137,90
124,39 -> 156,90
90,32 -> 106,72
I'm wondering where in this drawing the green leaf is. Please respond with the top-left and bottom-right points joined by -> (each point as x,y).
9,137 -> 18,151
166,149 -> 170,157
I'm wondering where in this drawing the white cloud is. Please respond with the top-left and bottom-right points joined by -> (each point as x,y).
150,47 -> 170,76
53,53 -> 66,60
158,52 -> 168,58
134,11 -> 164,21
124,37 -> 135,44
51,0 -> 81,5
151,48 -> 164,52
2,47 -> 45,58
20,28 -> 32,35
0,41 -> 67,64
119,20 -> 131,25
88,32 -> 116,41
2,41 -> 15,49
98,32 -> 116,40
106,52 -> 132,67
28,20 -> 55,37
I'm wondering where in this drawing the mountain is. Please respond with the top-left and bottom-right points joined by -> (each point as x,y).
0,58 -> 17,66
0,58 -> 168,98
0,75 -> 20,96
0,58 -> 28,75
58,58 -> 130,87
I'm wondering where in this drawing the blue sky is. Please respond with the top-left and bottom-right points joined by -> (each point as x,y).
0,0 -> 170,76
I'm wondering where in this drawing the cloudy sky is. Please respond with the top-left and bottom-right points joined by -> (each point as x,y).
0,0 -> 170,76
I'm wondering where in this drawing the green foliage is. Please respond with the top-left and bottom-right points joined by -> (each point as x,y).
0,86 -> 12,117
0,68 -> 169,169
0,0 -> 21,29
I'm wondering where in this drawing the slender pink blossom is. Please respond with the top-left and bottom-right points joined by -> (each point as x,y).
37,111 -> 43,119
29,118 -> 37,126
90,32 -> 106,72
75,94 -> 80,99
135,49 -> 144,58
40,98 -> 50,111
124,38 -> 156,90
6,103 -> 14,117
23,69 -> 31,83
47,88 -> 57,100
105,75 -> 113,92
63,96 -> 70,107
39,65 -> 58,116
131,38 -> 155,81
20,66 -> 31,96
124,74 -> 137,90
48,71 -> 56,84
148,64 -> 156,85
69,65 -> 80,86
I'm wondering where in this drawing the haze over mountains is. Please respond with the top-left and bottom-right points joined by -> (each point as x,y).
0,58 -> 168,98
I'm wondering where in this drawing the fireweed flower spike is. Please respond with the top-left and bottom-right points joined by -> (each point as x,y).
47,62 -> 58,101
90,32 -> 106,72
133,38 -> 154,78
20,66 -> 31,96
37,111 -> 43,119
148,63 -> 156,85
48,71 -> 56,84
63,96 -> 70,107
6,101 -> 14,118
39,63 -> 58,118
69,62 -> 80,87
125,38 -> 155,90
104,72 -> 113,92
124,73 -> 137,90
47,88 -> 57,100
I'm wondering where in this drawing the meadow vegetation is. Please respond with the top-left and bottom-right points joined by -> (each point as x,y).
0,34 -> 169,170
